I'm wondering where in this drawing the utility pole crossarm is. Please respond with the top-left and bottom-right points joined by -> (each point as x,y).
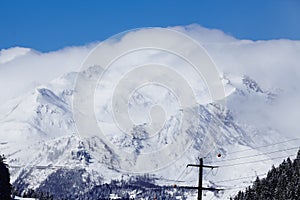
177,186 -> 199,190
177,186 -> 224,191
187,164 -> 201,167
203,165 -> 218,169
187,164 -> 218,169
202,187 -> 224,191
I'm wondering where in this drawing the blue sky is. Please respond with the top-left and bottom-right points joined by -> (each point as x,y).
0,0 -> 299,52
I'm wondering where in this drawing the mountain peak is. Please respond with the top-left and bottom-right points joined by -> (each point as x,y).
242,75 -> 264,93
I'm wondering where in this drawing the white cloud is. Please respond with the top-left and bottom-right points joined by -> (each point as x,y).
1,24 -> 300,137
0,44 -> 96,103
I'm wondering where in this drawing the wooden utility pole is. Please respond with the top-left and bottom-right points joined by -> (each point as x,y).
176,157 -> 223,200
198,157 -> 203,200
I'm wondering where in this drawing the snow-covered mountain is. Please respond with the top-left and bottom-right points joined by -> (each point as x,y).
1,25 -> 300,199
0,63 -> 296,199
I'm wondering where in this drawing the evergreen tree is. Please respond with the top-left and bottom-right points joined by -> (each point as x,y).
0,155 -> 12,200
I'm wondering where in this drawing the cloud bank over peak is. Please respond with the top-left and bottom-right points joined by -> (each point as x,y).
1,24 -> 299,96
0,24 -> 300,137
0,44 -> 96,103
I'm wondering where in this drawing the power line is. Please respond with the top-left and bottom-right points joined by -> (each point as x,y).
229,138 -> 300,155
155,166 -> 192,184
210,153 -> 298,190
213,173 -> 267,184
10,164 -> 70,169
220,154 -> 295,168
164,151 -> 297,199
207,173 -> 268,200
174,166 -> 190,183
208,176 -> 267,200
209,146 -> 299,164
204,168 -> 213,179
223,185 -> 252,190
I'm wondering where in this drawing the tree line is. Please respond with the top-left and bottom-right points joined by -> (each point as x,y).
231,149 -> 300,200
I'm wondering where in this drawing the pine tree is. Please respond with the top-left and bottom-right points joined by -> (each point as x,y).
252,176 -> 262,199
0,155 -> 12,200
